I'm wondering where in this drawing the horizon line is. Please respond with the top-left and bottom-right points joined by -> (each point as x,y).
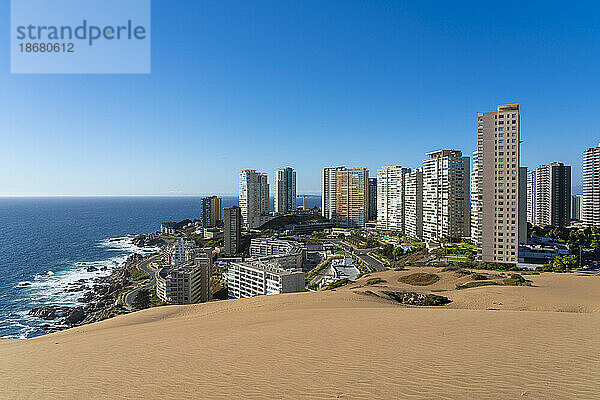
0,193 -> 324,198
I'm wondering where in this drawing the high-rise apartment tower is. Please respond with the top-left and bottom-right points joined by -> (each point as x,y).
275,167 -> 296,214
422,150 -> 470,242
322,167 -> 369,228
472,104 -> 526,264
239,170 -> 269,229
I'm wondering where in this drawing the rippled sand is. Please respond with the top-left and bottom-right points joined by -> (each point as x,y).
1,269 -> 599,399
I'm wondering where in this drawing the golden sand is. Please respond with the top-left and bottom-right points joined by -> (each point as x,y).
1,269 -> 599,399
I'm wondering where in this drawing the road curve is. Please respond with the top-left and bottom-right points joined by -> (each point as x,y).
124,255 -> 161,308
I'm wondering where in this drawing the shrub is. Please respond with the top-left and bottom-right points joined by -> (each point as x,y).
456,281 -> 499,290
324,278 -> 350,290
132,289 -> 151,310
383,291 -> 451,306
477,262 -> 523,272
398,273 -> 440,286
503,274 -> 529,286
354,290 -> 381,298
127,268 -> 151,282
365,277 -> 386,285
470,273 -> 488,280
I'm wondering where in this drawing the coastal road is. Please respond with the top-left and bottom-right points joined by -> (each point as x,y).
124,255 -> 161,309
330,240 -> 386,272
354,249 -> 386,272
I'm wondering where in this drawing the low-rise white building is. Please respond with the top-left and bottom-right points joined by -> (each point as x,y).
249,238 -> 306,270
160,222 -> 178,235
165,238 -> 197,266
227,262 -> 305,299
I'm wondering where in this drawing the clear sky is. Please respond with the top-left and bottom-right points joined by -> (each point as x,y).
1,0 -> 599,196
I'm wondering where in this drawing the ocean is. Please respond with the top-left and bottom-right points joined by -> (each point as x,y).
0,196 -> 321,338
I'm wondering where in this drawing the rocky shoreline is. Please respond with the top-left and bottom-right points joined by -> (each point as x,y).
27,238 -> 159,334
131,233 -> 167,248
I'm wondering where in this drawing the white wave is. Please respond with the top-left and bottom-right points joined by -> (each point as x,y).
4,234 -> 157,338
15,253 -> 130,311
0,315 -> 44,339
99,235 -> 161,255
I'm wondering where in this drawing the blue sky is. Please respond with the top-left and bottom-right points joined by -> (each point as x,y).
1,0 -> 599,195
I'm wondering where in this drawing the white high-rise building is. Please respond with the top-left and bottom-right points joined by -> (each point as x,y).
239,170 -> 269,229
275,167 -> 296,214
376,166 -> 411,232
166,238 -> 196,266
470,150 -> 482,245
422,150 -> 470,242
527,170 -> 535,225
583,144 -> 600,227
322,167 -> 369,228
472,104 -> 526,264
405,168 -> 423,239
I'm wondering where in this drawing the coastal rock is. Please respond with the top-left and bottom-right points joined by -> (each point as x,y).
125,253 -> 145,267
28,305 -> 72,320
86,266 -> 98,272
29,248 -> 145,332
63,307 -> 85,326
132,234 -> 167,249
40,324 -> 63,333
28,306 -> 58,320
93,285 -> 109,296
77,292 -> 96,303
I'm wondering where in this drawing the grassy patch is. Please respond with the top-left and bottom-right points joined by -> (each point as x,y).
503,274 -> 531,286
365,277 -> 386,285
404,242 -> 426,247
128,268 -> 151,282
305,256 -> 342,284
398,273 -> 440,286
456,281 -> 500,290
354,290 -> 381,298
355,259 -> 376,276
470,273 -> 488,280
383,291 -> 451,306
456,274 -> 531,290
324,278 -> 350,290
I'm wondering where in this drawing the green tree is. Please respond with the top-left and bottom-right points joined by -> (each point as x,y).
379,244 -> 394,260
552,254 -> 578,271
392,246 -> 404,260
132,289 -> 152,310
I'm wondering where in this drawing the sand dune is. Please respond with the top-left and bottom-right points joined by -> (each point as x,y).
1,269 -> 600,399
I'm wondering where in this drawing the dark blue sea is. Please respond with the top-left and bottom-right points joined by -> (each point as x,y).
0,196 -> 321,338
